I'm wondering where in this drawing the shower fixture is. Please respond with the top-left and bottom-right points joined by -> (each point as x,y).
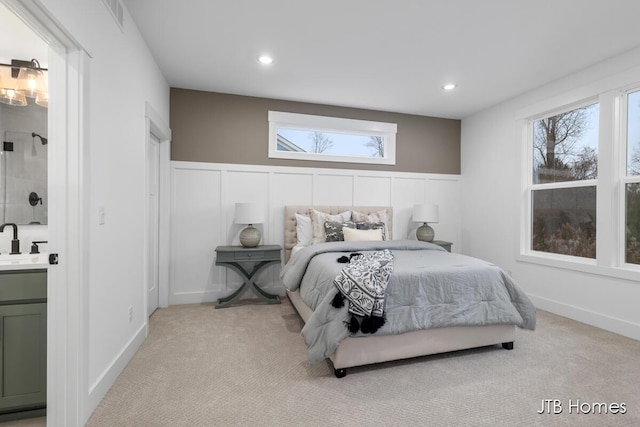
32,132 -> 47,145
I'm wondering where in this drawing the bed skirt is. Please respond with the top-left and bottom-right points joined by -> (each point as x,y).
286,288 -> 516,370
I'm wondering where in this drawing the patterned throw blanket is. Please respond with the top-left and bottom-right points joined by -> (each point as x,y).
332,250 -> 394,334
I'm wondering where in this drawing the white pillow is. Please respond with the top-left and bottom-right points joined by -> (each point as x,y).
310,209 -> 351,244
295,213 -> 312,246
343,227 -> 383,242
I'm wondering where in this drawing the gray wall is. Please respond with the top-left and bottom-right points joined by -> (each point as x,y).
170,89 -> 461,174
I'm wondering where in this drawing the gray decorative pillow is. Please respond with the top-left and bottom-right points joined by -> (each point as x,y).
356,221 -> 387,240
310,209 -> 351,244
324,221 -> 356,242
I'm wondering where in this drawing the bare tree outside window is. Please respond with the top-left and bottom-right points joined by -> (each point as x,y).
533,104 -> 598,183
365,136 -> 384,157
309,131 -> 333,153
629,145 -> 640,176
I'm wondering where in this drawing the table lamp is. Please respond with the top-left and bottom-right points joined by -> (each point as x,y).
235,202 -> 264,247
413,204 -> 439,242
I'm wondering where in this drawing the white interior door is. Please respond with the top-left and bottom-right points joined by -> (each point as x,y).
147,133 -> 160,316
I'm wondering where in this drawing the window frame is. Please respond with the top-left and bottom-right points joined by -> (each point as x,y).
522,98 -> 600,263
515,74 -> 640,281
268,111 -> 397,165
620,86 -> 640,267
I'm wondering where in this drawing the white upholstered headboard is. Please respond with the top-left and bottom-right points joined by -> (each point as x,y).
283,205 -> 393,262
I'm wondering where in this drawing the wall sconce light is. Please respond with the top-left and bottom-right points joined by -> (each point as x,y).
235,202 -> 264,248
413,204 -> 439,242
0,58 -> 48,108
0,72 -> 27,106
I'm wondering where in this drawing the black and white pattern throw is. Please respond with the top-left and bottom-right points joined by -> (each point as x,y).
332,250 -> 394,333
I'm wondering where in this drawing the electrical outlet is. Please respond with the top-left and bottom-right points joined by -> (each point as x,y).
128,306 -> 133,323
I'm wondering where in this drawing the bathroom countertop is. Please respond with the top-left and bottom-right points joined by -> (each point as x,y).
0,253 -> 49,271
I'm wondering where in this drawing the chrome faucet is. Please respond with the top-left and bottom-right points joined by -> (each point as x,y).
0,223 -> 20,254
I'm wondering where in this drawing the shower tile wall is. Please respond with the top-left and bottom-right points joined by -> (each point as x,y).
0,102 -> 48,225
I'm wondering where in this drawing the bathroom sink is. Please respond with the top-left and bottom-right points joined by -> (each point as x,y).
0,253 -> 49,270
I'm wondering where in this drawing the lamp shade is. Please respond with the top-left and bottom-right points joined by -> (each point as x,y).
0,69 -> 26,106
16,66 -> 47,98
413,204 -> 439,223
234,202 -> 264,225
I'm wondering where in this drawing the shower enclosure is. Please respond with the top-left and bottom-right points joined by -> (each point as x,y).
1,129 -> 47,225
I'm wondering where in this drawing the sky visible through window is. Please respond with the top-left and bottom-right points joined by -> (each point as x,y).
277,128 -> 382,157
628,90 -> 640,175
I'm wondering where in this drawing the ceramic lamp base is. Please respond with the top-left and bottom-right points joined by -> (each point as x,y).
416,223 -> 435,242
240,225 -> 261,247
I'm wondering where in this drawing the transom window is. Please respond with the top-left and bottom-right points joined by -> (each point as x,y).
268,111 -> 397,165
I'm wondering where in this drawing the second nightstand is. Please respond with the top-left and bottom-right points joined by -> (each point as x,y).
431,240 -> 453,252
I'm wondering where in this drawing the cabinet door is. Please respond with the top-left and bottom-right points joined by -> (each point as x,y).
0,303 -> 47,412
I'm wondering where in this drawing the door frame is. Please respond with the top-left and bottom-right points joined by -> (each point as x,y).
2,0 -> 88,425
144,102 -> 171,315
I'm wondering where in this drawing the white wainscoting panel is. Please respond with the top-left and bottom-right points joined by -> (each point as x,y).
428,178 -> 461,248
170,161 -> 461,305
315,174 -> 354,205
354,176 -> 392,206
270,171 -> 314,243
391,177 -> 428,240
170,166 -> 222,304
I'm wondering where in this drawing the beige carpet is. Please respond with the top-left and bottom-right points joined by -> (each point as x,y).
85,299 -> 640,427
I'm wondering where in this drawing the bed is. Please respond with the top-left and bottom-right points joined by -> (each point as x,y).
281,206 -> 536,378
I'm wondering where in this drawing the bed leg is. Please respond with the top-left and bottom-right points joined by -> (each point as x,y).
334,368 -> 347,378
502,341 -> 514,350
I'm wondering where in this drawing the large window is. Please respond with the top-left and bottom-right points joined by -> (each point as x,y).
268,111 -> 397,165
529,103 -> 599,258
625,90 -> 640,264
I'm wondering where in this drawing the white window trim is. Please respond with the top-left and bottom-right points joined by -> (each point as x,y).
520,99 -> 601,262
518,85 -> 640,280
619,86 -> 640,268
268,111 -> 397,165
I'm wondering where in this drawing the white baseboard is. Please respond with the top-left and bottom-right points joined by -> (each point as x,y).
170,286 -> 286,306
85,322 -> 148,418
528,293 -> 640,341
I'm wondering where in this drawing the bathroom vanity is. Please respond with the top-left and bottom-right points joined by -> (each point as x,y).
0,261 -> 47,421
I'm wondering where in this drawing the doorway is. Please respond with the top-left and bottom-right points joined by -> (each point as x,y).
2,0 -> 88,425
144,102 -> 171,314
147,133 -> 160,316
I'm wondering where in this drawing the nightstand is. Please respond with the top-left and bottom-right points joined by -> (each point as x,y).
215,245 -> 282,309
431,240 -> 453,252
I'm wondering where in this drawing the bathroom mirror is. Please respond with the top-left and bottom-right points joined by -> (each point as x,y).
0,102 -> 48,225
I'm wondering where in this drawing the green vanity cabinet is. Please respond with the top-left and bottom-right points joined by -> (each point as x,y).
0,270 -> 47,419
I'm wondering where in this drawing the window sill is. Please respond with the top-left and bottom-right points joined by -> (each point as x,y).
516,252 -> 640,282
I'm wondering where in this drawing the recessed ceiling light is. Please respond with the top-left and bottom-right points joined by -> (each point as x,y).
442,83 -> 457,91
258,55 -> 274,65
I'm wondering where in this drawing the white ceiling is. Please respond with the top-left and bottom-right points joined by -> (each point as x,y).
4,2 -> 640,120
124,0 -> 640,119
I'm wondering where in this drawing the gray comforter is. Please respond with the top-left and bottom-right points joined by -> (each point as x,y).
280,240 -> 536,364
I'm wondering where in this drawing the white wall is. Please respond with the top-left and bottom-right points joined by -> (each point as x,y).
170,161 -> 461,305
34,0 -> 170,421
461,47 -> 640,341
